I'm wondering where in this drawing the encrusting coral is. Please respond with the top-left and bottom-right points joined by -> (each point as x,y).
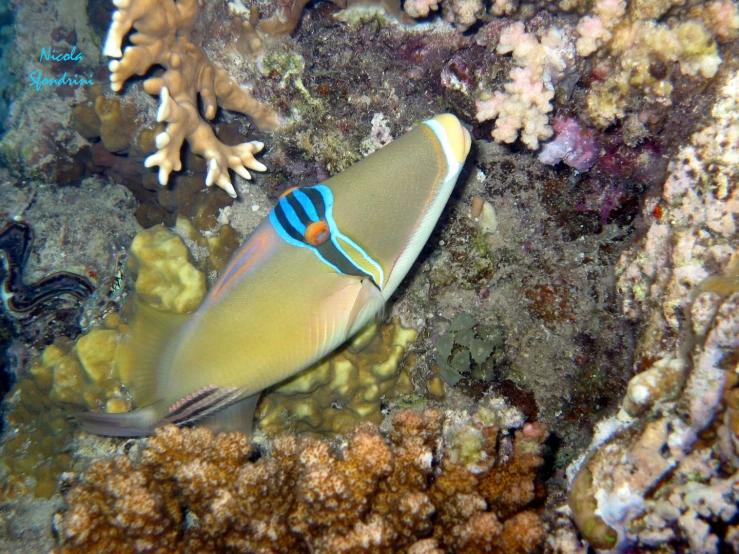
53,409 -> 548,554
564,68 -> 739,553
0,378 -> 74,500
103,0 -> 279,197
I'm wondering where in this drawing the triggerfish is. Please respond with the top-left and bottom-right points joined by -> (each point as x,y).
78,114 -> 471,436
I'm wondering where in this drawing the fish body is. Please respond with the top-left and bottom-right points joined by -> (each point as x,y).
79,114 -> 471,436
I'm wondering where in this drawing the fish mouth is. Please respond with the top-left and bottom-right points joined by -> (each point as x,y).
432,114 -> 472,162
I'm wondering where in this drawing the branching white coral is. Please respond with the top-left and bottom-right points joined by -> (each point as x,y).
575,0 -> 626,56
104,0 -> 278,197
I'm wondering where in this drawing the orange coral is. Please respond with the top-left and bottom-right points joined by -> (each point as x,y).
53,410 -> 548,553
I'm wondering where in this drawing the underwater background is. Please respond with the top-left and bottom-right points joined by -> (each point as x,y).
0,0 -> 738,552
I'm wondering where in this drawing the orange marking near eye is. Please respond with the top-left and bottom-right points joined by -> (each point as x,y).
279,186 -> 298,199
305,221 -> 330,245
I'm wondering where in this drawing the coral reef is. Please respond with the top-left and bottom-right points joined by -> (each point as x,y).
53,409 -> 548,554
257,318 -> 417,435
2,0 -> 739,551
103,0 -> 277,197
564,67 -> 739,552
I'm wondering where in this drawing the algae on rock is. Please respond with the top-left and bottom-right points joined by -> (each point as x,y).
436,313 -> 504,386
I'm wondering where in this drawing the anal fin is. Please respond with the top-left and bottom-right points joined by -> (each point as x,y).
199,393 -> 261,435
163,387 -> 246,428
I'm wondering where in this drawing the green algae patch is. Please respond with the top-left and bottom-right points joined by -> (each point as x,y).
436,313 -> 504,386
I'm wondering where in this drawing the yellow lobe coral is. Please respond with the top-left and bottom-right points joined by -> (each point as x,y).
103,0 -> 278,197
126,225 -> 206,314
256,318 -> 418,435
76,330 -> 119,386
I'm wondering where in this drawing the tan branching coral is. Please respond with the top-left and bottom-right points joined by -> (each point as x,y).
104,0 -> 279,197
574,0 -> 725,128
53,410 -> 548,553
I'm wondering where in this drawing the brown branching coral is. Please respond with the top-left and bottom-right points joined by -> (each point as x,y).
54,410 -> 548,553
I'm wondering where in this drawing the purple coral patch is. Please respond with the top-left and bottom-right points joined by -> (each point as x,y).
538,117 -> 599,172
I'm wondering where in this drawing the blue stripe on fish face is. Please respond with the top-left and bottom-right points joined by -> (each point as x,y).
292,189 -> 320,222
279,196 -> 307,235
269,185 -> 384,289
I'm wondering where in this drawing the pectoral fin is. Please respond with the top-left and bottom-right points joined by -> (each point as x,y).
347,278 -> 385,337
309,276 -> 385,362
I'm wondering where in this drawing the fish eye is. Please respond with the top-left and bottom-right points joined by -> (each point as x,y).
305,221 -> 330,246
